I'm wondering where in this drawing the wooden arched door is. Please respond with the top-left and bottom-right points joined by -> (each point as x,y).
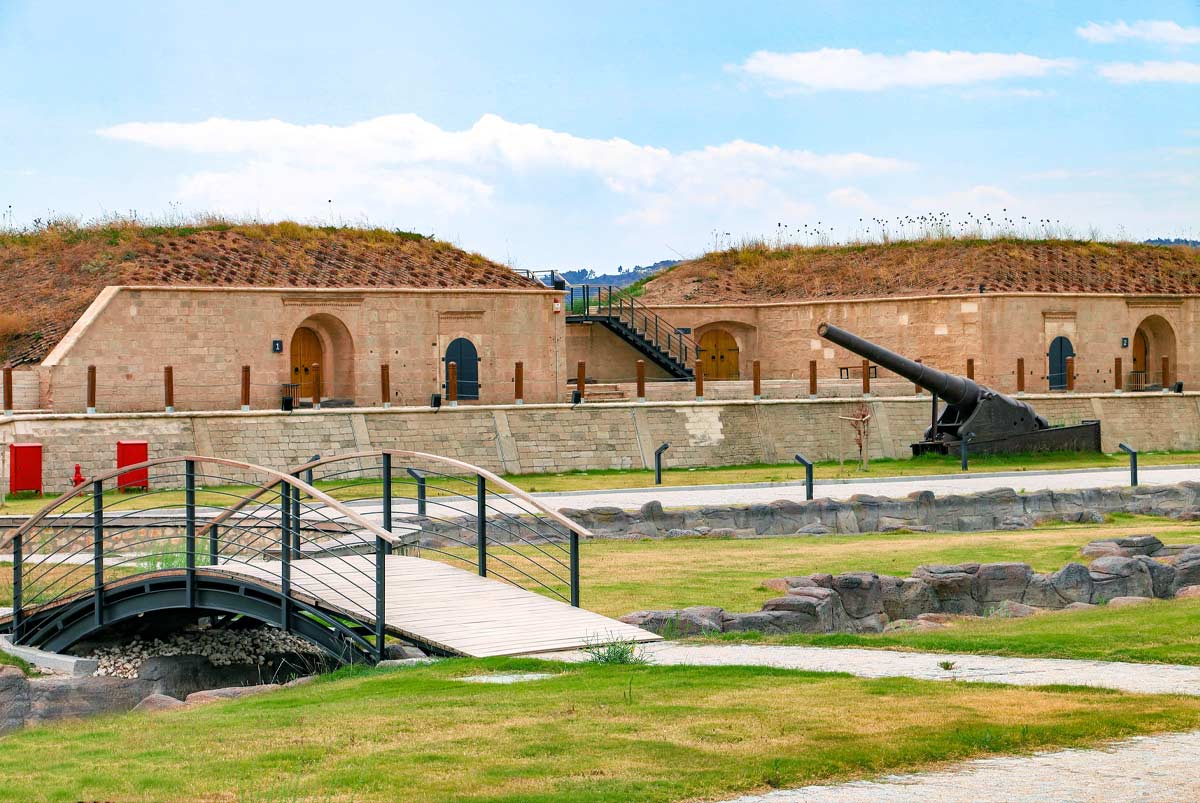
700,329 -> 740,380
444,337 -> 480,400
290,327 -> 324,398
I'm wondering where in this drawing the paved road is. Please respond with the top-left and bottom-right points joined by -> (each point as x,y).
527,465 -> 1200,513
726,731 -> 1200,803
532,642 -> 1200,696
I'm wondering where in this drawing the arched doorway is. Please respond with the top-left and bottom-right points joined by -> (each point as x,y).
1048,336 -> 1074,390
290,327 -> 324,398
1131,315 -> 1177,391
444,337 -> 480,400
699,328 -> 740,380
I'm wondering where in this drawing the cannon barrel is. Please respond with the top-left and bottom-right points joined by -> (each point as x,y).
817,322 -> 978,406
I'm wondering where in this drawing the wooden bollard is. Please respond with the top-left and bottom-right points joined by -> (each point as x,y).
311,363 -> 322,409
1163,355 -> 1171,389
808,360 -> 817,397
2,366 -> 12,415
1114,357 -> 1122,392
576,360 -> 586,402
164,366 -> 175,412
1017,358 -> 1025,393
380,364 -> 391,407
752,359 -> 761,400
1065,356 -> 1075,391
446,361 -> 458,406
966,358 -> 975,380
514,361 -> 524,405
862,359 -> 871,395
695,360 -> 704,401
86,365 -> 96,413
636,359 -> 646,402
241,365 -> 251,410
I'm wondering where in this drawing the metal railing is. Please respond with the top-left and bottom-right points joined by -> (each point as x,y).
566,285 -> 700,369
0,451 -> 588,661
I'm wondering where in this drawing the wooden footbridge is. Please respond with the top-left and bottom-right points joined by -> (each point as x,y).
0,452 -> 657,662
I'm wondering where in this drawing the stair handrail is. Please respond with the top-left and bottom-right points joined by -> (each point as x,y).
569,284 -> 700,369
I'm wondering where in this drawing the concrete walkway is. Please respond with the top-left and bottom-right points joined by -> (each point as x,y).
531,642 -> 1200,696
725,730 -> 1200,803
527,464 -> 1199,513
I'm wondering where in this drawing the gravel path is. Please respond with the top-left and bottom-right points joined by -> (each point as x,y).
726,730 -> 1200,803
531,642 -> 1200,696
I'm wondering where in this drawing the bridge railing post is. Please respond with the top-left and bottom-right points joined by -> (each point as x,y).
185,461 -> 196,608
290,473 -> 302,555
381,453 -> 394,550
407,467 -> 426,516
569,529 -> 580,607
375,534 -> 387,663
11,529 -> 22,641
93,478 -> 104,627
280,482 -> 292,628
476,475 -> 487,577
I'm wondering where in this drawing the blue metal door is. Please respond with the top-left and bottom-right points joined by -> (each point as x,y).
1048,336 -> 1074,390
445,338 -> 480,400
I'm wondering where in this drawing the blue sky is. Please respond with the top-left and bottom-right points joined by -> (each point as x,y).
1,1 -> 1197,269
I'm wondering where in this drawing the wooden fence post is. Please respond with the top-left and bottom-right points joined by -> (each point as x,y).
311,363 -> 322,409
752,359 -> 761,400
2,366 -> 12,415
576,361 -> 585,402
241,365 -> 251,411
695,360 -> 704,401
86,365 -> 96,414
1114,357 -> 1122,392
447,361 -> 458,406
380,364 -> 391,407
1065,356 -> 1075,392
164,366 -> 175,412
636,360 -> 645,402
808,360 -> 817,398
862,359 -> 871,396
1017,358 -> 1025,394
966,358 -> 975,380
514,361 -> 524,405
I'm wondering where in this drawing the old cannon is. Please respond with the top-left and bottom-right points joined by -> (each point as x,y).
817,322 -> 1101,456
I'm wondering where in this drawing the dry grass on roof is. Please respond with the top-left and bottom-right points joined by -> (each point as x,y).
0,219 -> 537,366
638,238 -> 1200,305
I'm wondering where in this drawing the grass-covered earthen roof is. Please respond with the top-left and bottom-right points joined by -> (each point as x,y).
638,239 -> 1200,305
0,221 -> 536,366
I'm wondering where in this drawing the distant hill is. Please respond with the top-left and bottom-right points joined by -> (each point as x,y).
554,259 -> 679,288
1146,238 -> 1200,248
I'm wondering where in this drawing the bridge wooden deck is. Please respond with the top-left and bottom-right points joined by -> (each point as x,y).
219,555 -> 659,657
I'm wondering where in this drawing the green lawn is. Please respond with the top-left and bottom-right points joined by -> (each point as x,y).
552,517 -> 1197,618
4,658 -> 1200,802
0,449 -> 1192,516
711,598 -> 1200,666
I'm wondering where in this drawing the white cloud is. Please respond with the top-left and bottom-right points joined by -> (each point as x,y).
1077,20 -> 1200,46
99,113 -> 911,227
827,187 -> 880,212
1098,61 -> 1200,83
734,48 -> 1076,91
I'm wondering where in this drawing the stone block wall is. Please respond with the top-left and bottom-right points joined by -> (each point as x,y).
2,392 -> 1199,494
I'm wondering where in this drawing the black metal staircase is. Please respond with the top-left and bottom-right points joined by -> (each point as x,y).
565,285 -> 697,379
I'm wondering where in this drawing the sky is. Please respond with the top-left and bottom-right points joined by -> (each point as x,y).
0,1 -> 1197,270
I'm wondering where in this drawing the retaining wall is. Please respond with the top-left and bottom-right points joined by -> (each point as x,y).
2,392 -> 1199,494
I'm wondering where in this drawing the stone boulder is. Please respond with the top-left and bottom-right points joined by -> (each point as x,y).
912,564 -> 980,614
884,618 -> 947,633
987,600 -> 1039,618
879,576 -> 938,621
1082,535 -> 1164,559
0,666 -> 31,733
1023,562 -> 1093,609
971,562 -> 1033,604
1133,555 -> 1176,599
1171,550 -> 1200,594
1106,596 -> 1153,609
132,693 -> 185,713
618,606 -> 725,636
1088,556 -> 1153,603
760,588 -> 844,633
184,684 -> 280,705
1174,585 -> 1200,600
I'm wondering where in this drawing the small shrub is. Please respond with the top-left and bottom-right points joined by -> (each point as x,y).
938,660 -> 957,671
581,637 -> 650,665
0,312 -> 31,339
